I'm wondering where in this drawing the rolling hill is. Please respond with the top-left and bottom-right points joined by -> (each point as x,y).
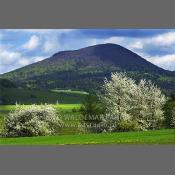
1,43 -> 175,93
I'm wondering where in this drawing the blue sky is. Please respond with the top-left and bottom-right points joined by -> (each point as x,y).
1,29 -> 175,74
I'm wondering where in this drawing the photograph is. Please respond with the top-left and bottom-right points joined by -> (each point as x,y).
0,29 -> 175,145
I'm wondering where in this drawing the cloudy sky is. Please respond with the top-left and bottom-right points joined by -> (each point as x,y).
1,29 -> 175,74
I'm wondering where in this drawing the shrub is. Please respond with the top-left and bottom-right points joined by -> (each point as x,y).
80,93 -> 106,117
80,93 -> 106,132
170,109 -> 175,128
99,116 -> 140,132
115,119 -> 140,132
100,72 -> 166,131
72,108 -> 78,113
4,105 -> 62,137
163,96 -> 175,128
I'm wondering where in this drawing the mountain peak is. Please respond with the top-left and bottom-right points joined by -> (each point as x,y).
1,43 -> 174,92
52,43 -> 124,57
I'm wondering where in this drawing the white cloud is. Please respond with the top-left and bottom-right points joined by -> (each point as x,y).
22,35 -> 40,50
0,46 -> 47,74
18,58 -> 30,66
129,41 -> 144,49
43,37 -> 60,53
128,32 -> 175,50
150,32 -> 175,46
146,54 -> 175,71
0,49 -> 21,66
0,48 -> 27,73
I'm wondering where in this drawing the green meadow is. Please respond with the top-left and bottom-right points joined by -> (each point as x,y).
0,104 -> 174,145
0,88 -> 174,145
0,129 -> 174,145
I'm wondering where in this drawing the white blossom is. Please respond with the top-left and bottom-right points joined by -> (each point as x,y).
4,104 -> 62,137
101,72 -> 166,131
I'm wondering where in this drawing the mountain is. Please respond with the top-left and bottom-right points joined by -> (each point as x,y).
0,78 -> 16,88
1,43 -> 175,93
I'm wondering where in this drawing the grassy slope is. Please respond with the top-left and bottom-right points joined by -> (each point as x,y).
0,129 -> 174,145
1,88 -> 87,104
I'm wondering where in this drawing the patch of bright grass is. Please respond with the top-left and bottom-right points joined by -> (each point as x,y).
0,129 -> 174,145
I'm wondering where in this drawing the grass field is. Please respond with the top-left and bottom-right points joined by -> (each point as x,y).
0,104 -> 174,145
1,88 -> 87,104
0,129 -> 174,145
0,104 -> 81,112
0,104 -> 81,118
